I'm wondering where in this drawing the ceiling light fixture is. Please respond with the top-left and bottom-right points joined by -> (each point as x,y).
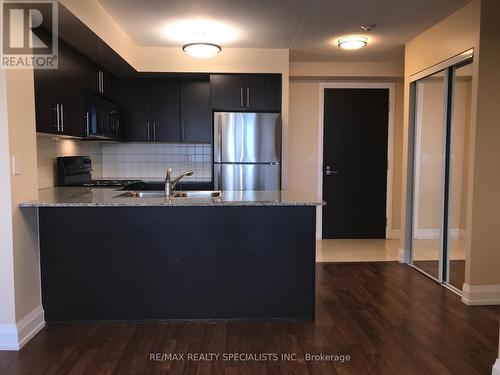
182,43 -> 221,59
338,36 -> 368,50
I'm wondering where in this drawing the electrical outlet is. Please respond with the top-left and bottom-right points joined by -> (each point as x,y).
184,155 -> 193,165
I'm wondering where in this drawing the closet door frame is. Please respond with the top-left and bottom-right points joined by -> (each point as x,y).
405,49 -> 473,293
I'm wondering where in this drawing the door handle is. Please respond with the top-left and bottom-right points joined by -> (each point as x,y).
147,121 -> 150,141
325,170 -> 339,175
153,121 -> 156,141
60,105 -> 64,133
240,87 -> 244,108
85,112 -> 90,136
54,104 -> 60,131
246,87 -> 250,108
325,166 -> 339,175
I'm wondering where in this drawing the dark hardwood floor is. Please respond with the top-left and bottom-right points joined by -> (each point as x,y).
0,262 -> 498,375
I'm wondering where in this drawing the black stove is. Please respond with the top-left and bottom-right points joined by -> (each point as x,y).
57,156 -> 141,188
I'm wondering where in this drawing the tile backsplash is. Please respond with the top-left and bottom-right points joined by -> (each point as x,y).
101,143 -> 212,182
36,135 -> 213,187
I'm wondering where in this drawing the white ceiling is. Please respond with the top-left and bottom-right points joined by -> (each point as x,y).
98,0 -> 471,62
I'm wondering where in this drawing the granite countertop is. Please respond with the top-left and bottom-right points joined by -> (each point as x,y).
19,187 -> 325,207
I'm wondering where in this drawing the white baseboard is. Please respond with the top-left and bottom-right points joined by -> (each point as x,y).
398,248 -> 407,263
0,305 -> 45,350
0,324 -> 19,350
462,284 -> 500,305
493,359 -> 500,375
414,228 -> 465,240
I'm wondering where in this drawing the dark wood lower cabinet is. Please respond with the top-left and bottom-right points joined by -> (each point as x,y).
38,206 -> 316,321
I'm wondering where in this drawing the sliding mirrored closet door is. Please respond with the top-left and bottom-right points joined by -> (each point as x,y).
446,62 -> 472,290
409,53 -> 473,293
412,70 -> 447,281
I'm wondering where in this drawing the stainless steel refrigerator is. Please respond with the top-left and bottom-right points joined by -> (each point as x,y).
214,112 -> 281,191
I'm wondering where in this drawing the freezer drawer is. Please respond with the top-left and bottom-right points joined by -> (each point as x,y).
214,163 -> 280,191
214,112 -> 281,163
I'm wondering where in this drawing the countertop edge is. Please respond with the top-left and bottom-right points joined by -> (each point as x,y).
19,201 -> 325,208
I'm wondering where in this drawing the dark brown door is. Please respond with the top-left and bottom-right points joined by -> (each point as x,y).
322,88 -> 389,239
151,79 -> 181,142
181,80 -> 211,143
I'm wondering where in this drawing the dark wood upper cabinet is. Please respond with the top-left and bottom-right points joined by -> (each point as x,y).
151,80 -> 181,142
181,80 -> 212,143
120,78 -> 182,143
210,74 -> 245,111
34,39 -> 87,137
119,78 -> 151,142
210,74 -> 281,112
34,37 -> 120,138
244,74 -> 281,112
90,67 -> 117,100
34,65 -> 60,135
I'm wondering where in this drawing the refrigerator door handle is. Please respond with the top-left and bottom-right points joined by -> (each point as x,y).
218,115 -> 223,163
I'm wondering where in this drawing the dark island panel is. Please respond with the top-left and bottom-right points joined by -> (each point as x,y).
39,206 -> 316,321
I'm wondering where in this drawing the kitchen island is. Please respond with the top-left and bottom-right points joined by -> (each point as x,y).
21,188 -> 323,322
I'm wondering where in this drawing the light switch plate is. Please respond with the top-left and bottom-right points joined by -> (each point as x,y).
12,155 -> 21,175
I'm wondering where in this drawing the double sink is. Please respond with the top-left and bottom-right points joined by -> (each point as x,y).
113,181 -> 221,199
116,191 -> 222,199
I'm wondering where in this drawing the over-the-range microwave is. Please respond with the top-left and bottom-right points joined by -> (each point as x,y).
84,90 -> 120,140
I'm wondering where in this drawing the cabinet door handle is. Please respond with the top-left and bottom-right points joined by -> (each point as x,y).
153,121 -> 156,141
246,87 -> 250,108
54,104 -> 60,131
181,122 -> 185,141
147,121 -> 150,141
85,112 -> 90,136
60,104 -> 64,132
240,87 -> 244,108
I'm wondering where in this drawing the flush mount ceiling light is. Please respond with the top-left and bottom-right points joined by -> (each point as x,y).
338,36 -> 368,50
182,43 -> 221,59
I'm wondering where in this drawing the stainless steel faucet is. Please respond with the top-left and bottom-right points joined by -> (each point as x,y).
165,168 -> 194,197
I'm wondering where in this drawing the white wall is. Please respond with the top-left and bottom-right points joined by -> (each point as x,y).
0,68 -> 16,331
